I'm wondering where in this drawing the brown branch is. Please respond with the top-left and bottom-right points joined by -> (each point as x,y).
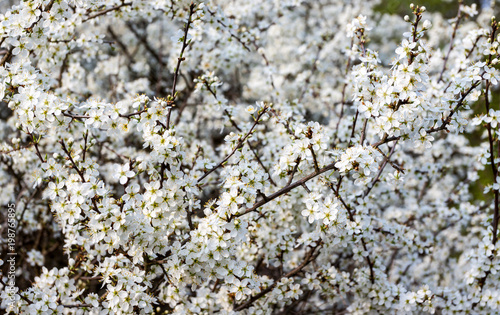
438,3 -> 462,83
332,184 -> 375,284
308,145 -> 320,173
363,141 -> 398,198
28,133 -> 46,163
59,140 -> 85,181
58,51 -> 70,88
82,131 -> 89,163
83,2 -> 132,22
62,304 -> 92,308
359,118 -> 368,145
0,48 -> 12,66
62,112 -> 90,120
197,108 -> 268,183
371,81 -> 480,148
120,108 -> 147,118
0,278 -> 33,304
0,143 -> 34,155
349,110 -> 359,145
476,80 -> 499,292
166,3 -> 196,129
206,8 -> 252,52
233,243 -> 321,312
44,0 -> 55,12
286,157 -> 301,187
234,162 -> 337,219
248,142 -> 277,187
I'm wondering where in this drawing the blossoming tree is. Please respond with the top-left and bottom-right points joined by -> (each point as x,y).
1,0 -> 500,314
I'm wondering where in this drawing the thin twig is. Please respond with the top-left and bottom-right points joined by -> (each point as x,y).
83,2 -> 132,22
166,3 -> 197,129
438,2 -> 462,83
363,141 -> 398,198
234,162 -> 337,219
197,108 -> 268,183
233,243 -> 321,311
